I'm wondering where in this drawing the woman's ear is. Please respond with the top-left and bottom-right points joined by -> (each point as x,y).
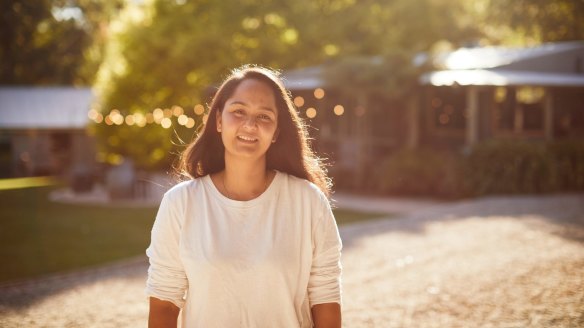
272,129 -> 280,143
216,110 -> 222,132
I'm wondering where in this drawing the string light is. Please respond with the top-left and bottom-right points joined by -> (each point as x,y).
125,115 -> 135,126
146,113 -> 154,124
153,108 -> 164,121
178,114 -> 188,126
439,113 -> 450,124
314,88 -> 325,99
87,109 -> 99,120
113,113 -> 124,125
293,96 -> 305,107
161,117 -> 172,129
88,99 -> 355,128
186,117 -> 196,128
194,104 -> 205,115
172,105 -> 184,117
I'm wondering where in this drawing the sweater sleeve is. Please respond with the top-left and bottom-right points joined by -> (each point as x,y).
145,192 -> 188,308
308,195 -> 343,307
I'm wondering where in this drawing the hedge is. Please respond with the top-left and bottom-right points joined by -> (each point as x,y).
372,140 -> 584,198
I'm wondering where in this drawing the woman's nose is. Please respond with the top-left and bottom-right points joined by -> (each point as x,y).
243,116 -> 258,129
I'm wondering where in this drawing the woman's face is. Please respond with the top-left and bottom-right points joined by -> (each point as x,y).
216,78 -> 280,162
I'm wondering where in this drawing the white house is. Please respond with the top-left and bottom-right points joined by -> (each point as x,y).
0,87 -> 96,178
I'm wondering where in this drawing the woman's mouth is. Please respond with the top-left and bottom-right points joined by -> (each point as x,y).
237,135 -> 258,142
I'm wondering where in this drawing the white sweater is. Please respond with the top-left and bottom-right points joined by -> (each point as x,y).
145,171 -> 342,328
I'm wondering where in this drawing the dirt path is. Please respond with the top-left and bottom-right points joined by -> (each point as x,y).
1,194 -> 583,327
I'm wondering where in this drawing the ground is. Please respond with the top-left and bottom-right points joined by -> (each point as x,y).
0,193 -> 583,327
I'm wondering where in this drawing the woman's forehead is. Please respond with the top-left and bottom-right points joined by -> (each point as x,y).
227,79 -> 277,107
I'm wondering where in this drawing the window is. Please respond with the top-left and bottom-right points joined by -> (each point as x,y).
493,86 -> 545,136
426,87 -> 466,135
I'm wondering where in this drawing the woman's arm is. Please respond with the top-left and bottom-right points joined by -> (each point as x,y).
312,302 -> 341,328
149,297 -> 180,328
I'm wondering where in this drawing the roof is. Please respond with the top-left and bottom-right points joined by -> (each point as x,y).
282,65 -> 326,90
420,70 -> 584,87
431,41 -> 584,71
0,87 -> 94,129
421,41 -> 584,86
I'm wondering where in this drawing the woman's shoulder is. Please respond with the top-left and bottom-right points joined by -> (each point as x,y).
279,171 -> 328,202
163,176 -> 205,200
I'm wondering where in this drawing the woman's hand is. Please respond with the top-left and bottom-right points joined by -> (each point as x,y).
312,302 -> 341,328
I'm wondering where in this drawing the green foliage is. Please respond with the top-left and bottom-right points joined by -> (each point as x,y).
374,140 -> 584,198
375,148 -> 468,198
322,52 -> 419,100
90,122 -> 180,170
93,0 -> 486,168
546,140 -> 584,191
0,0 -> 90,84
481,0 -> 584,43
467,140 -> 558,195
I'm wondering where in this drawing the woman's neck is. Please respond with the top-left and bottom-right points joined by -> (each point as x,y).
218,156 -> 274,201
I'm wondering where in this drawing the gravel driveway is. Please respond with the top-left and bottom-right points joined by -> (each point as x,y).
1,193 -> 583,327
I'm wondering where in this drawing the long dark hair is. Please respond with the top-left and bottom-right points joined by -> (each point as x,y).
177,65 -> 331,197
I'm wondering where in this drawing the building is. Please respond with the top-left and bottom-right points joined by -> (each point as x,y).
0,87 -> 96,178
417,41 -> 584,150
283,61 -> 407,186
282,42 -> 584,187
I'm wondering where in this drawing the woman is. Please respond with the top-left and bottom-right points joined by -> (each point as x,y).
146,65 -> 342,328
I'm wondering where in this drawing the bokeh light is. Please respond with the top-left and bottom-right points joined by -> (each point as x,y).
125,115 -> 135,126
194,104 -> 205,115
87,109 -> 99,120
178,114 -> 188,126
314,88 -> 325,99
161,117 -> 172,129
334,105 -> 345,116
293,96 -> 305,107
306,107 -> 317,118
439,113 -> 450,124
172,105 -> 184,117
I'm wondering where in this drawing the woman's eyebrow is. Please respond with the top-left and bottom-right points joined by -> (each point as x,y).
228,100 -> 276,113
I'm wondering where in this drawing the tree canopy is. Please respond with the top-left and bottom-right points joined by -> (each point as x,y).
4,0 -> 582,169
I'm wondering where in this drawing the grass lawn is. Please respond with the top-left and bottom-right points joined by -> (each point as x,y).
0,185 -> 387,283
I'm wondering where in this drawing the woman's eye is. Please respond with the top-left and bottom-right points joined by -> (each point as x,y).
233,109 -> 245,115
259,114 -> 272,121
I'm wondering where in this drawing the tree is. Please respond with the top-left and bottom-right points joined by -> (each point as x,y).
93,0 -> 484,169
0,0 -> 90,84
469,0 -> 584,45
93,0 -> 582,170
0,0 -> 124,85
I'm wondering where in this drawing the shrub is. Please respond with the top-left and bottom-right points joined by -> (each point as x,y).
375,148 -> 467,198
466,139 -> 584,196
548,139 -> 584,191
367,140 -> 584,198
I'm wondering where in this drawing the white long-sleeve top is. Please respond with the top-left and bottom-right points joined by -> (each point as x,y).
145,171 -> 342,328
